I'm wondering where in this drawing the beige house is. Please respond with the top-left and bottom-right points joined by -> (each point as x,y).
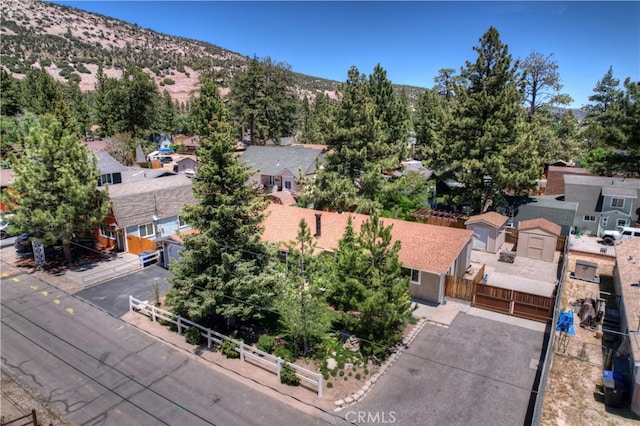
612,238 -> 640,416
516,218 -> 561,262
465,211 -> 508,253
261,204 -> 474,304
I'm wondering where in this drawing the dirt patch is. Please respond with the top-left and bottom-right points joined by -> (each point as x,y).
540,252 -> 639,425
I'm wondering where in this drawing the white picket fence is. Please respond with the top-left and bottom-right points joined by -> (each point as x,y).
129,296 -> 323,398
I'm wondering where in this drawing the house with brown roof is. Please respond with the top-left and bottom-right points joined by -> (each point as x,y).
516,218 -> 562,262
465,212 -> 508,253
612,238 -> 640,416
261,204 -> 474,304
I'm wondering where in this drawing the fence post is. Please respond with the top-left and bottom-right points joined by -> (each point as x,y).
129,295 -> 133,312
239,342 -> 245,362
207,329 -> 212,349
177,317 -> 183,335
318,373 -> 323,398
276,357 -> 282,380
151,305 -> 156,323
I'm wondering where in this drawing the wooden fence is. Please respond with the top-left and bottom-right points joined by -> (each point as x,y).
129,296 -> 323,398
410,209 -> 468,229
0,409 -> 52,426
445,264 -> 485,301
473,283 -> 554,323
126,234 -> 157,255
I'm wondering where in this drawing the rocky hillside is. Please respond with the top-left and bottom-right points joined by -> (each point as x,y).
0,0 -> 426,104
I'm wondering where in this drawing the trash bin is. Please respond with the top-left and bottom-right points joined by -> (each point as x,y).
139,250 -> 157,267
603,370 -> 625,407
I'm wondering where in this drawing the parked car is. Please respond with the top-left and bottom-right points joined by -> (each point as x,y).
602,226 -> 640,245
14,233 -> 63,258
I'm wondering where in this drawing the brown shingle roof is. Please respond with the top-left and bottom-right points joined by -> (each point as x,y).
262,204 -> 473,274
518,218 -> 561,236
545,166 -> 594,195
465,212 -> 508,228
614,239 -> 640,361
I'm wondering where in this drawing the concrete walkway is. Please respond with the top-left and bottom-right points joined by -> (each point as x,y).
412,298 -> 547,332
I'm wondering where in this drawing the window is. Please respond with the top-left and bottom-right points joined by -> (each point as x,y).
284,180 -> 292,190
139,223 -> 154,238
583,215 -> 596,222
616,219 -> 628,228
611,198 -> 624,208
99,174 -> 112,186
266,176 -> 274,186
178,216 -> 187,227
402,267 -> 420,285
99,224 -> 115,239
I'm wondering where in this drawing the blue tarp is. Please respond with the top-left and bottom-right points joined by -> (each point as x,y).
556,309 -> 576,335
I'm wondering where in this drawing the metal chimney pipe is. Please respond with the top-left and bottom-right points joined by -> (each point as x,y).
314,213 -> 322,237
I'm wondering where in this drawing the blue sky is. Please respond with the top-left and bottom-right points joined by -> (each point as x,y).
51,1 -> 639,109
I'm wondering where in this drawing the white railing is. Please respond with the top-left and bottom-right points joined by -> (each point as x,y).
129,296 -> 323,398
80,258 -> 143,286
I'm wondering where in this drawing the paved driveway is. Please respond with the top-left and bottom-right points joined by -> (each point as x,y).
76,265 -> 174,317
348,312 -> 544,426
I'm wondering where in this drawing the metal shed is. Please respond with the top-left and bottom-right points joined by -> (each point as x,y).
574,259 -> 598,282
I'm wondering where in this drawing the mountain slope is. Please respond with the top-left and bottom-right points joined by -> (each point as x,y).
0,0 -> 426,104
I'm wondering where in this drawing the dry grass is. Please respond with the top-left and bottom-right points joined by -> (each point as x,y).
540,253 -> 639,425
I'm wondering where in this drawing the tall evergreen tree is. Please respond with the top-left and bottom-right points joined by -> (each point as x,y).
438,27 -> 540,212
166,77 -> 278,323
2,114 -> 110,263
0,69 -> 22,117
93,65 -> 126,137
20,67 -> 63,116
229,56 -> 298,144
313,65 -> 406,214
328,214 -> 412,355
277,219 -> 331,355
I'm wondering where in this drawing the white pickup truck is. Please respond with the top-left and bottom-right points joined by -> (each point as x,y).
602,226 -> 640,245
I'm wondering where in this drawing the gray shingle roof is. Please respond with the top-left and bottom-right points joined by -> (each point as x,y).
107,175 -> 197,229
94,151 -> 129,174
240,145 -> 323,177
564,174 -> 640,189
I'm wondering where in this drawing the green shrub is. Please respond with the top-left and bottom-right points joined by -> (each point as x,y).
221,340 -> 239,359
274,345 -> 295,363
330,369 -> 338,377
355,373 -> 361,380
279,363 -> 300,386
163,78 -> 175,85
327,381 -> 333,388
339,370 -> 345,377
364,368 -> 369,376
185,326 -> 204,345
256,335 -> 276,354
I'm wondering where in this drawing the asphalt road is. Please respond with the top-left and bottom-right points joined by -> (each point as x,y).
76,265 -> 174,317
1,262 -> 341,425
349,313 -> 544,426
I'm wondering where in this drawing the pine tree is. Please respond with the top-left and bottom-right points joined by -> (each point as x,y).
20,67 -> 63,116
2,114 -> 111,264
277,219 -> 331,355
0,69 -> 22,117
165,77 -> 278,324
441,27 -> 540,212
314,65 -> 407,214
330,214 -> 412,355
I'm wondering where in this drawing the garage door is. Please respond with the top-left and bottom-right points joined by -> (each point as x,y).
526,236 -> 545,260
473,227 -> 489,251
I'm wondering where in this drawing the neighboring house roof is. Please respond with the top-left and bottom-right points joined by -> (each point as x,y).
0,169 -> 15,188
107,175 -> 196,229
613,239 -> 640,363
564,174 -> 640,191
545,166 -> 594,195
265,191 -> 297,206
465,212 -> 508,228
94,151 -> 129,175
240,145 -> 323,177
121,167 -> 176,183
83,139 -> 111,153
518,218 -> 561,236
395,159 -> 434,179
511,196 -> 578,231
261,204 -> 473,274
